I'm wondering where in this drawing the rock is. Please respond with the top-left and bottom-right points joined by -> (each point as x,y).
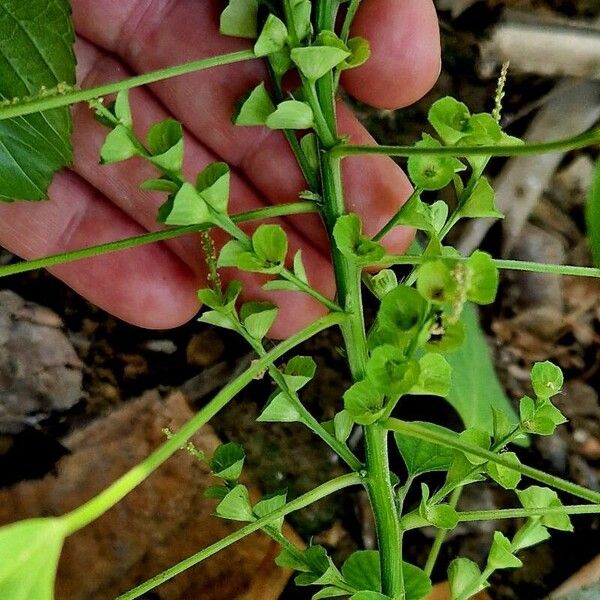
0,290 -> 83,433
0,391 -> 296,600
186,329 -> 225,367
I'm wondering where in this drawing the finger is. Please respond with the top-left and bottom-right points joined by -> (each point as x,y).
72,38 -> 334,337
73,1 -> 415,255
0,171 -> 201,329
343,0 -> 441,109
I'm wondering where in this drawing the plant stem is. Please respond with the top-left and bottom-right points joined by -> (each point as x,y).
59,312 -> 346,536
424,487 -> 462,577
458,504 -> 600,522
0,202 -> 317,279
372,188 -> 423,242
0,50 -> 257,120
279,269 -> 344,313
236,327 -> 362,471
379,255 -> 600,280
384,419 -> 600,504
330,127 -> 600,159
340,0 -> 362,42
116,472 -> 362,600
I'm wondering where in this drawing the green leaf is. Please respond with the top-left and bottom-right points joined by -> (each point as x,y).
146,119 -> 184,173
459,177 -> 504,220
428,97 -> 472,145
198,310 -> 237,331
283,356 -> 317,391
391,194 -> 447,233
343,380 -> 385,426
254,14 -> 288,57
113,90 -> 132,128
369,270 -> 398,300
444,304 -> 518,434
254,490 -> 287,533
342,37 -> 371,70
0,517 -> 66,599
517,486 -> 573,532
252,223 -> 288,266
210,442 -> 245,481
313,588 -> 348,599
293,250 -> 309,283
419,484 -> 459,529
291,46 -> 350,81
0,0 -> 76,201
234,83 -> 276,126
394,422 -> 456,476
411,353 -> 452,397
366,345 -> 420,397
196,162 -> 230,214
585,157 -> 600,266
161,182 -> 210,225
267,100 -> 314,130
140,178 -> 179,194
240,301 -> 278,340
459,428 -> 491,465
276,544 -> 329,573
511,519 -> 550,553
448,558 -> 485,600
218,240 -> 248,268
204,484 -> 229,500
519,395 -> 566,436
220,0 -> 258,39
342,550 -> 381,592
408,135 -> 466,191
198,280 -> 241,313
487,531 -> 522,570
531,361 -> 564,399
486,452 -> 521,489
258,392 -> 302,423
465,250 -> 499,305
403,562 -> 433,600
333,214 -> 385,265
300,133 -> 319,172
334,410 -> 354,443
100,125 -> 139,164
287,0 -> 312,42
216,484 -> 255,521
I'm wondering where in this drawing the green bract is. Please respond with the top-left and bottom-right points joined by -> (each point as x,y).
291,45 -> 350,81
234,83 -> 276,126
146,119 -> 184,173
333,214 -> 385,265
366,345 -> 420,397
266,100 -> 314,130
220,0 -> 258,39
254,14 -> 288,57
210,442 -> 245,481
344,380 -> 385,425
408,134 -> 465,191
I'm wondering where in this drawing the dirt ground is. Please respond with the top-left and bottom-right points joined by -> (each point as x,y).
0,1 -> 598,599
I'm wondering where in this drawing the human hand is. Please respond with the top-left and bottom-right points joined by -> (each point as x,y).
0,0 -> 440,337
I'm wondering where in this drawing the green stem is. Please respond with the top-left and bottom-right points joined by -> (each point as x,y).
458,504 -> 600,522
379,255 -> 600,280
0,50 -> 257,120
305,79 -> 337,148
280,269 -> 344,313
330,128 -> 600,159
373,188 -> 423,242
0,202 -> 317,279
424,487 -> 462,577
116,473 -> 362,600
236,326 -> 362,471
59,312 -> 346,535
384,419 -> 600,504
340,0 -> 362,42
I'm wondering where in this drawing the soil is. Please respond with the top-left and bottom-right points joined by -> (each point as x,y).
1,1 -> 599,599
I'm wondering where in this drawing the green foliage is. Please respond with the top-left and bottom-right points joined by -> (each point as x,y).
234,83 -> 276,126
254,14 -> 288,57
585,157 -> 600,266
0,517 -> 66,600
267,100 -> 314,129
366,345 -> 420,397
216,484 -> 255,521
408,135 -> 466,191
220,0 -> 258,39
334,214 -> 385,265
0,0 -> 76,201
448,558 -> 486,600
210,442 -> 245,481
291,45 -> 350,81
344,380 -> 385,425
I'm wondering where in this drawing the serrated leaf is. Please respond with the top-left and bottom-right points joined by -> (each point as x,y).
220,0 -> 258,39
291,46 -> 350,81
585,157 -> 600,266
216,484 -> 254,521
267,100 -> 314,130
234,82 -> 276,126
444,304 -> 519,435
394,422 -> 456,476
0,0 -> 76,201
210,442 -> 245,481
254,14 -> 288,57
0,517 -> 66,600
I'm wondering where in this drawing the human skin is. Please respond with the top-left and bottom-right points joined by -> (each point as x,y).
0,0 -> 441,337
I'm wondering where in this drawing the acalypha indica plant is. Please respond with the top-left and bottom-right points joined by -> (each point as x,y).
0,1 -> 599,599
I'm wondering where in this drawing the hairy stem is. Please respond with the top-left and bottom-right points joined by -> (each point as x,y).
116,473 -> 362,600
60,313 -> 346,535
458,504 -> 600,522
